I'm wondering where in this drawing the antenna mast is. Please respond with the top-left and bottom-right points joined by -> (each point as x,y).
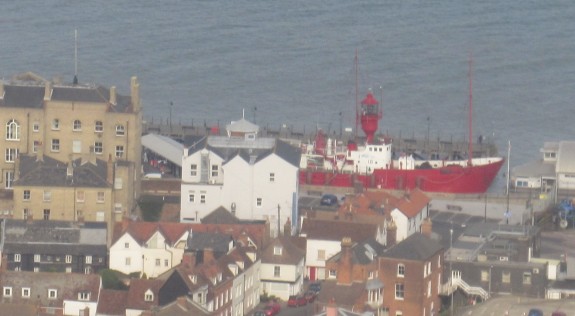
468,53 -> 473,166
354,49 -> 359,140
73,29 -> 78,85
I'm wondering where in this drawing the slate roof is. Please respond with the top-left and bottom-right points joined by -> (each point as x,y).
2,219 -> 107,256
261,236 -> 306,265
381,232 -> 443,261
96,289 -> 128,315
14,154 -> 110,188
186,231 -> 233,255
327,238 -> 386,265
0,270 -> 101,306
301,218 -> 378,243
152,296 -> 210,316
0,75 -> 132,112
511,159 -> 555,178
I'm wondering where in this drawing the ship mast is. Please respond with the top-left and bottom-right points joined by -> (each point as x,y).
355,49 -> 359,140
468,53 -> 473,166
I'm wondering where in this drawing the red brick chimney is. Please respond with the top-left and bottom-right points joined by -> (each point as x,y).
337,237 -> 353,285
203,248 -> 215,263
386,219 -> 397,247
421,217 -> 433,237
182,252 -> 196,267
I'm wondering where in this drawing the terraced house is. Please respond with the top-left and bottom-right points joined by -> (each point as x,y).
0,72 -> 142,225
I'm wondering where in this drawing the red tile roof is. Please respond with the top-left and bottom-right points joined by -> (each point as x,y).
97,289 -> 128,315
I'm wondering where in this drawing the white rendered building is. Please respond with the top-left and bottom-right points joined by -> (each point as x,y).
180,118 -> 300,237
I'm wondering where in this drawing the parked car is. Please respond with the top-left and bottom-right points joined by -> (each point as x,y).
309,281 -> 322,293
263,302 -> 281,316
527,309 -> 543,316
252,311 -> 266,316
288,295 -> 307,307
320,194 -> 338,206
304,291 -> 317,303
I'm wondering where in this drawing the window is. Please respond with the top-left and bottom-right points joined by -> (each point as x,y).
14,254 -> 21,262
5,171 -> 13,189
33,267 -> 39,272
273,246 -> 283,255
329,269 -> 336,278
125,257 -> 131,266
124,242 -> 130,249
144,290 -> 153,302
95,121 -> 103,132
190,164 -> 197,176
23,208 -> 29,220
48,289 -> 57,299
189,194 -> 195,203
397,264 -> 405,277
78,292 -> 90,301
33,140 -> 41,153
72,140 -> 82,154
5,148 -> 18,162
66,267 -> 72,273
211,165 -> 218,177
115,124 -> 125,136
114,178 -> 123,189
164,259 -> 169,267
34,254 -> 40,262
76,190 -> 85,202
273,266 -> 280,277
96,211 -> 104,222
97,191 -> 105,203
23,190 -> 30,201
73,120 -> 82,131
523,272 -> 532,285
6,119 -> 20,140
51,139 -> 60,152
155,259 -> 161,266
43,209 -> 50,220
270,173 -> 275,182
66,255 -> 72,263
115,145 -> 124,158
502,271 -> 511,283
317,250 -> 326,260
85,256 -> 92,264
481,270 -> 489,282
22,288 -> 30,298
200,194 -> 206,204
3,287 -> 12,297
51,119 -> 60,130
94,141 -> 103,154
33,122 -> 40,132
395,283 -> 404,299
43,191 -> 51,201
256,198 -> 262,207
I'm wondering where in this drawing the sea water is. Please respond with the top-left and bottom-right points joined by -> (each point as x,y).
1,0 -> 574,192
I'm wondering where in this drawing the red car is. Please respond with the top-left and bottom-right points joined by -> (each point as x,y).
287,295 -> 307,307
263,302 -> 281,316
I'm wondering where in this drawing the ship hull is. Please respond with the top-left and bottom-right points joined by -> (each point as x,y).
299,159 -> 505,194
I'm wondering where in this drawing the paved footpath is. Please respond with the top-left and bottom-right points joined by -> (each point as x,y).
457,296 -> 574,315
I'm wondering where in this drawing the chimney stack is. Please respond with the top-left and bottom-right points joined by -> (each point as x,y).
107,154 -> 114,185
109,86 -> 117,105
203,248 -> 215,263
386,219 -> 397,247
283,217 -> 292,237
421,217 -> 433,238
337,237 -> 353,285
130,76 -> 140,113
181,252 -> 196,267
44,81 -> 52,101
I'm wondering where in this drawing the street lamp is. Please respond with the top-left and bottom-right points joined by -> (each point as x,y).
450,228 -> 454,316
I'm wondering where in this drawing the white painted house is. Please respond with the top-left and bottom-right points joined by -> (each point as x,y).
180,117 -> 301,237
388,189 -> 431,243
260,236 -> 306,300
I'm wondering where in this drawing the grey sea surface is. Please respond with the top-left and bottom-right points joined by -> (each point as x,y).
1,0 -> 574,192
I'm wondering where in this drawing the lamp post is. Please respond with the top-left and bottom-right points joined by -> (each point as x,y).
488,265 -> 493,298
450,227 -> 454,316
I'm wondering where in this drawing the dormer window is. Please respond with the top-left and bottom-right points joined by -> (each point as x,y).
189,274 -> 197,284
3,287 -> 12,297
144,289 -> 154,302
78,291 -> 90,301
48,289 -> 57,299
273,246 -> 283,255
